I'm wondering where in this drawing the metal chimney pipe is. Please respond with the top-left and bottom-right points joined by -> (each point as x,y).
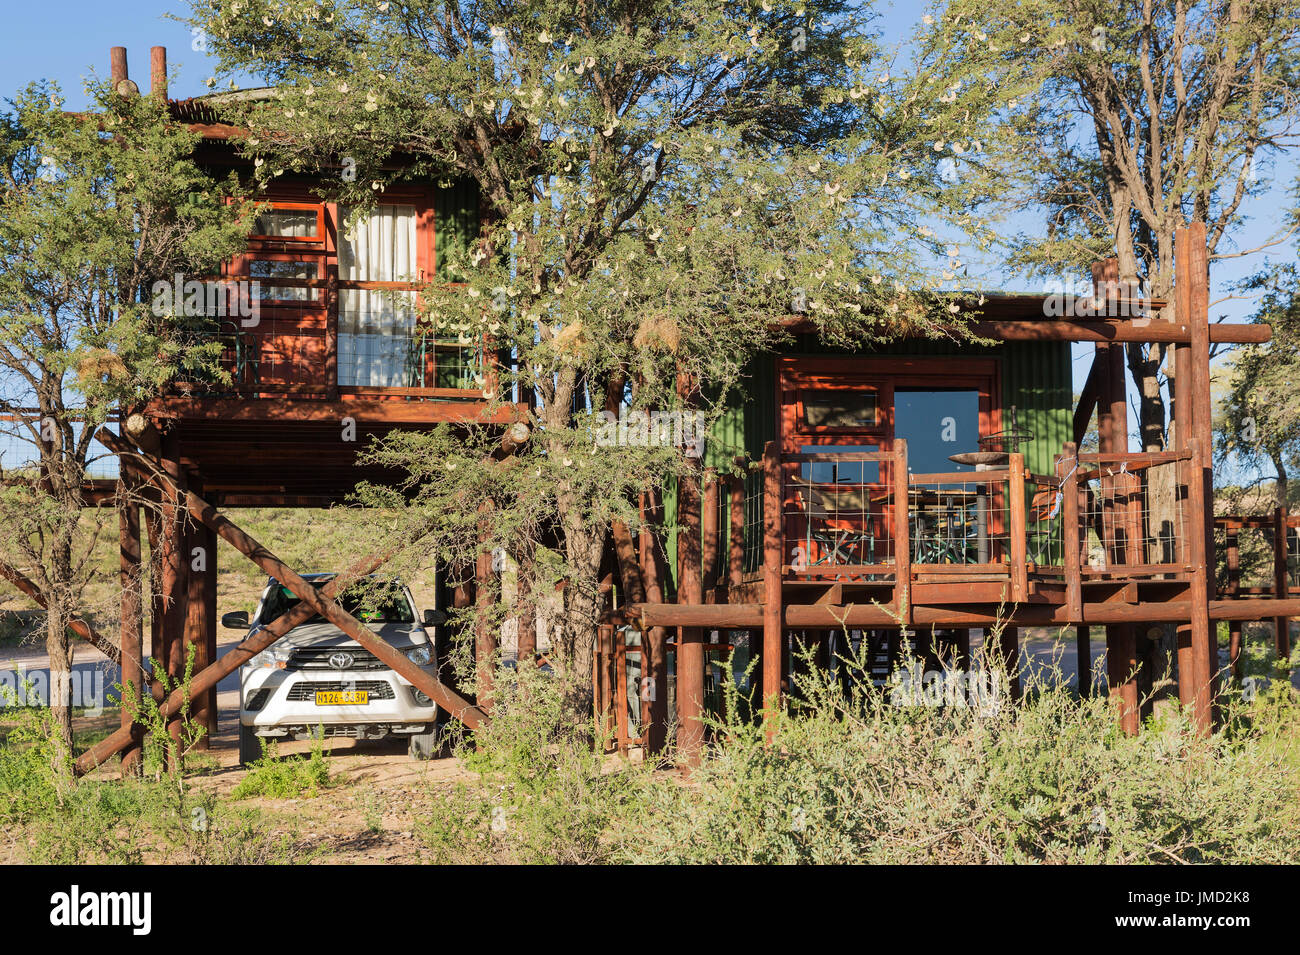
150,46 -> 167,100
110,47 -> 128,84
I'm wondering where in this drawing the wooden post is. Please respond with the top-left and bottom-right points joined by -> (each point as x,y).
728,470 -> 745,595
639,490 -> 669,754
1062,445 -> 1082,621
1184,437 -> 1214,735
1106,622 -> 1140,734
1173,244 -> 1196,712
1226,528 -> 1243,679
516,554 -> 536,667
676,367 -> 706,759
143,493 -> 165,675
184,506 -> 216,749
1273,506 -> 1291,659
595,624 -> 613,750
893,439 -> 911,625
474,535 -> 495,717
1009,452 -> 1028,603
159,431 -> 188,685
1096,326 -> 1141,733
451,577 -> 472,699
676,458 -> 705,759
325,262 -> 339,399
701,468 -> 719,604
761,441 -> 783,729
1076,625 -> 1091,697
1174,223 -> 1215,733
118,473 -> 144,775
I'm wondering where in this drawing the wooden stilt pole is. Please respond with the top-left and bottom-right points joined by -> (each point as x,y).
1095,316 -> 1140,734
1273,506 -> 1291,660
676,455 -> 705,760
1076,625 -> 1091,697
516,552 -> 536,668
143,488 -> 166,677
999,626 -> 1021,702
728,469 -> 745,598
159,432 -> 187,677
185,507 -> 217,748
702,468 -> 719,604
1227,529 -> 1243,679
639,490 -> 670,754
1172,223 -> 1215,734
118,469 -> 144,775
183,517 -> 208,748
474,514 -> 496,716
761,441 -> 783,734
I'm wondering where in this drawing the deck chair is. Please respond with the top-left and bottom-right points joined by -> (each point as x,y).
1025,488 -> 1061,565
796,483 -> 877,567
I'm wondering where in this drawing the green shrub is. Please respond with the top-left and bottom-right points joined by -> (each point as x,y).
615,648 -> 1300,864
418,664 -> 650,864
232,734 -> 331,800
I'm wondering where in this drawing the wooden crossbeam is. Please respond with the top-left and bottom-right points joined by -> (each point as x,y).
82,429 -> 488,768
78,573 -> 341,774
1072,356 -> 1102,446
105,429 -> 488,726
0,560 -> 122,666
622,596 -> 1300,629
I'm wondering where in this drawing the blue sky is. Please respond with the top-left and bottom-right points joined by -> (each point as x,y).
2,0 -> 1296,446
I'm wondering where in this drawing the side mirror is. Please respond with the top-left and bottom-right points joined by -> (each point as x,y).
221,610 -> 250,631
423,608 -> 447,628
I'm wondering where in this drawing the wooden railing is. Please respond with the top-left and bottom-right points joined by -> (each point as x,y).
770,441 -> 1209,604
166,272 -> 492,401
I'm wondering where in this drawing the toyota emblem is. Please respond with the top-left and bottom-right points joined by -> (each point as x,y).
328,651 -> 355,669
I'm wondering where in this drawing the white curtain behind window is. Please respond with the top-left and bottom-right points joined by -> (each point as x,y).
338,204 -> 419,387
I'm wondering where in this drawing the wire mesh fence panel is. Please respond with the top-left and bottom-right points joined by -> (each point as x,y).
782,451 -> 896,578
1072,452 -> 1191,578
906,475 -> 1011,568
1026,471 -> 1064,570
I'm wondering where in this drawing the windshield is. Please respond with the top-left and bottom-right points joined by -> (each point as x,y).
257,579 -> 416,626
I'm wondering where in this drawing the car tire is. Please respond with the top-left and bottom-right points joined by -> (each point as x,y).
238,723 -> 261,768
408,728 -> 438,761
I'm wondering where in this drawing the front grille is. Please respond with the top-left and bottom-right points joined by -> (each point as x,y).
285,680 -> 395,701
286,647 -> 387,671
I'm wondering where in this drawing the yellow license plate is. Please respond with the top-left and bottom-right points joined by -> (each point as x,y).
315,690 -> 368,705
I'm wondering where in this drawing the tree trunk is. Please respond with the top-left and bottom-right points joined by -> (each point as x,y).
559,520 -> 605,694
44,593 -> 75,785
1270,451 -> 1289,510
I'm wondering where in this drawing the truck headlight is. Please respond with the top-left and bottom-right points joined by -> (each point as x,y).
248,649 -> 290,670
405,644 -> 432,667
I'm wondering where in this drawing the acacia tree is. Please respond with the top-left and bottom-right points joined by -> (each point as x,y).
1217,262 -> 1300,509
0,81 -> 252,770
189,0 -> 1007,703
914,0 -> 1300,453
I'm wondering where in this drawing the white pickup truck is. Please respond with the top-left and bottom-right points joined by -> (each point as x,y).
227,574 -> 445,766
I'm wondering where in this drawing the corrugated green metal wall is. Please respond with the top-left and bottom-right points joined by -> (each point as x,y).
434,179 -> 480,281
